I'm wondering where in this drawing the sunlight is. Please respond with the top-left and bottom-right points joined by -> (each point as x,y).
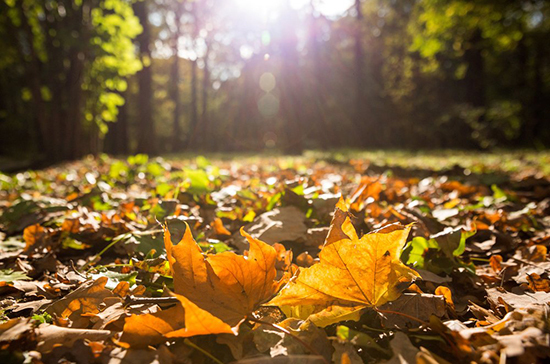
233,0 -> 354,18
234,0 -> 285,18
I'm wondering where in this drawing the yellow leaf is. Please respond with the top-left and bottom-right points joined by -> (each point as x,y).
165,223 -> 285,326
435,286 -> 455,312
269,205 -> 419,323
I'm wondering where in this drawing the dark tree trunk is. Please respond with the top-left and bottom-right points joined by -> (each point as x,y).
16,1 -> 51,161
463,28 -> 485,108
531,35 -> 546,146
171,1 -> 184,152
200,39 -> 210,149
105,90 -> 129,155
134,0 -> 156,155
186,2 -> 199,150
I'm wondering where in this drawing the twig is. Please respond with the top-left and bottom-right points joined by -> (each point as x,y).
123,295 -> 179,307
247,316 -> 330,364
80,236 -> 126,272
70,260 -> 87,279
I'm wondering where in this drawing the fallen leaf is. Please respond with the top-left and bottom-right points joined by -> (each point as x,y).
379,293 -> 446,328
36,324 -> 113,353
435,286 -> 455,313
165,223 -> 285,326
212,217 -> 231,237
269,204 -> 419,326
118,303 -> 186,347
0,317 -> 33,343
23,224 -> 48,253
487,288 -> 550,309
490,255 -> 503,272
46,277 -> 117,328
526,273 -> 550,292
384,332 -> 419,364
233,206 -> 308,251
332,341 -> 363,364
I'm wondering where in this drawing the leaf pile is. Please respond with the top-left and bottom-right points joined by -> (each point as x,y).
0,154 -> 549,363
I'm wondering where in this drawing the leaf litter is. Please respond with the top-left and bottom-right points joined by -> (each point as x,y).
0,154 -> 549,363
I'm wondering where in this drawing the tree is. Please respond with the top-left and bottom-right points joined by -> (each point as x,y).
0,0 -> 141,162
134,0 -> 156,154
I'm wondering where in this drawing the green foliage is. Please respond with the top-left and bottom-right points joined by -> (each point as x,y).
0,0 -> 142,158
401,228 -> 476,275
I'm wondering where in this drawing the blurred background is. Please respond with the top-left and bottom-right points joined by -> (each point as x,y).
0,0 -> 549,164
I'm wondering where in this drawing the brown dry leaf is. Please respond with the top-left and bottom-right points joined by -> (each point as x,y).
379,293 -> 446,328
46,277 -> 117,328
253,318 -> 331,360
233,206 -> 308,251
269,202 -> 419,326
332,341 -> 364,364
0,317 -> 33,344
487,288 -> 550,309
296,252 -> 315,267
23,224 -> 48,252
61,218 -> 81,234
165,223 -> 285,326
527,245 -> 547,262
489,255 -> 503,272
35,324 -> 113,353
526,273 -> 550,292
384,331 -> 419,364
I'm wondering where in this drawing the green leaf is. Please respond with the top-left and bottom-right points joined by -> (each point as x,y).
198,240 -> 233,254
0,269 -> 31,283
336,325 -> 389,354
156,183 -> 172,197
185,169 -> 210,195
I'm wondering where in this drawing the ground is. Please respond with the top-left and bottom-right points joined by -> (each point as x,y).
0,150 -> 549,363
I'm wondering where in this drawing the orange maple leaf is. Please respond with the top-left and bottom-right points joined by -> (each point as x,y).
120,225 -> 285,346
165,223 -> 286,326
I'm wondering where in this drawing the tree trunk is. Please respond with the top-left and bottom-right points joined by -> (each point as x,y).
171,1 -> 184,152
200,39 -> 210,149
187,2 -> 199,150
530,35 -> 546,146
463,28 -> 485,108
105,90 -> 129,155
134,0 -> 156,155
16,1 -> 51,161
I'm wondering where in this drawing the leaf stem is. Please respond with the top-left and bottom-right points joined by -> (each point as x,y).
469,257 -> 490,262
80,235 -> 128,272
183,338 -> 224,364
247,316 -> 330,364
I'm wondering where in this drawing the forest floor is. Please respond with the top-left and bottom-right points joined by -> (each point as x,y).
0,150 -> 549,364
